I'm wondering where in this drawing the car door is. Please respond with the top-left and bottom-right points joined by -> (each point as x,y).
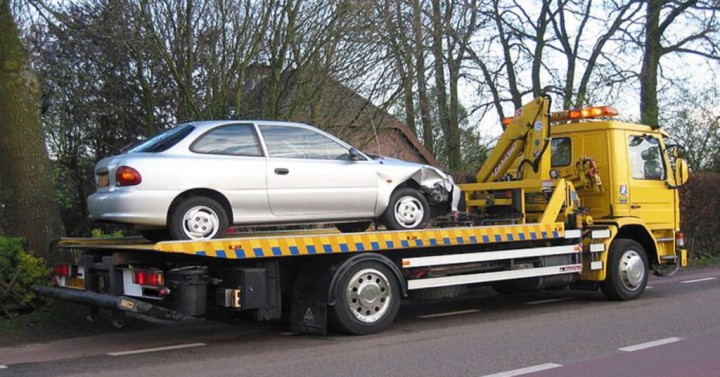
259,124 -> 378,217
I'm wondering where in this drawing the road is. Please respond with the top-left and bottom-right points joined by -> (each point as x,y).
1,266 -> 719,377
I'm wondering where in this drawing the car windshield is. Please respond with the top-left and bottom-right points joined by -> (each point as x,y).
127,124 -> 195,153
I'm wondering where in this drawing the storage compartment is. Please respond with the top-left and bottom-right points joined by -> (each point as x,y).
166,266 -> 208,316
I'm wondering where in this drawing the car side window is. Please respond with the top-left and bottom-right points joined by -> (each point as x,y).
191,124 -> 263,156
551,138 -> 571,167
260,125 -> 351,160
629,135 -> 665,180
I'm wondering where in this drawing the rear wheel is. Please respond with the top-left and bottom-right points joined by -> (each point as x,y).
601,239 -> 649,301
382,188 -> 430,230
329,261 -> 400,335
169,196 -> 229,240
335,221 -> 372,233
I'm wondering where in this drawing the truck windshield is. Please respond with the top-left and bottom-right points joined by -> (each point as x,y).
128,124 -> 195,153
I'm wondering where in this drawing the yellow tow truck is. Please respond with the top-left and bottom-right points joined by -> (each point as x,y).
35,96 -> 689,335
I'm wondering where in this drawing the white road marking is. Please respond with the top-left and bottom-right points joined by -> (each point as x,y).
618,337 -> 683,352
525,297 -> 574,305
482,363 -> 563,377
646,286 -> 654,289
680,277 -> 717,284
417,309 -> 480,319
108,342 -> 206,356
0,365 -> 7,369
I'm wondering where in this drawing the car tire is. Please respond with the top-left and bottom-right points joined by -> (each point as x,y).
169,196 -> 229,240
139,229 -> 171,243
329,261 -> 401,335
382,188 -> 430,230
600,239 -> 649,301
336,222 -> 372,233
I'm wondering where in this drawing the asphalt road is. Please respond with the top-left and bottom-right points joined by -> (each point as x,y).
1,266 -> 719,377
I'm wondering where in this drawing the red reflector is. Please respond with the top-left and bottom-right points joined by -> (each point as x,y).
116,166 -> 142,186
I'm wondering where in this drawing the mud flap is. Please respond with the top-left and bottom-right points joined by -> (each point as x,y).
289,266 -> 334,335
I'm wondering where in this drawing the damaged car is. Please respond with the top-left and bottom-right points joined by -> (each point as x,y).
88,120 -> 460,241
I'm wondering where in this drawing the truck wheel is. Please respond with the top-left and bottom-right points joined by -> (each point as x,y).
169,197 -> 228,240
336,221 -> 372,233
601,239 -> 649,301
330,261 -> 401,335
382,188 -> 430,230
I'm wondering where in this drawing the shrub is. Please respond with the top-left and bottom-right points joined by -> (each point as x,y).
0,237 -> 52,307
680,173 -> 720,259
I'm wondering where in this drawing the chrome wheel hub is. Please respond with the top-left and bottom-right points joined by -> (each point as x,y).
183,206 -> 220,239
619,250 -> 645,291
346,268 -> 392,323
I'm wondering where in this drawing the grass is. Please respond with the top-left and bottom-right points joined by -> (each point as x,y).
688,254 -> 720,268
0,300 -> 149,347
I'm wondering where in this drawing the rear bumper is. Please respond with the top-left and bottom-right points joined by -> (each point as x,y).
87,189 -> 172,226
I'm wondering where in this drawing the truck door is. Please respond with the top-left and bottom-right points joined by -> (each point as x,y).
626,134 -> 675,229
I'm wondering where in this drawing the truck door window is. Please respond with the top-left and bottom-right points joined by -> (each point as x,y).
551,138 -> 571,167
629,136 -> 665,180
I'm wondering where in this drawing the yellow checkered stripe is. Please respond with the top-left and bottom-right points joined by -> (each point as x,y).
153,223 -> 564,259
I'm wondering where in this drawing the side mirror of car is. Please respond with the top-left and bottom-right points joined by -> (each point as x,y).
349,148 -> 363,161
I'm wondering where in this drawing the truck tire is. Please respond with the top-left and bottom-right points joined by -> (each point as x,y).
329,261 -> 401,335
601,239 -> 649,301
169,196 -> 228,240
382,188 -> 430,230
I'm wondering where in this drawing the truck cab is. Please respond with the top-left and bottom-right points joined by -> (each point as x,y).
551,119 -> 687,277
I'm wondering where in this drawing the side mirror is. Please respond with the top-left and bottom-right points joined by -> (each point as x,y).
349,148 -> 363,161
674,158 -> 689,186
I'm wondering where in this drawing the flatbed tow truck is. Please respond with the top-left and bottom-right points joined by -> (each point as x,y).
35,96 -> 690,335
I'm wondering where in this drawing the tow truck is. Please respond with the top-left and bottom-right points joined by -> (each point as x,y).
35,95 -> 690,335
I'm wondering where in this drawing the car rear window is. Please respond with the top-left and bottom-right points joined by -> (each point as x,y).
128,124 -> 195,153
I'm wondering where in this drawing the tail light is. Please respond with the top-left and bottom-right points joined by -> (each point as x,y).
116,166 -> 142,186
676,232 -> 685,248
133,270 -> 164,287
53,263 -> 77,277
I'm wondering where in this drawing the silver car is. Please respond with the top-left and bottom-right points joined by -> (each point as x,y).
88,120 -> 460,241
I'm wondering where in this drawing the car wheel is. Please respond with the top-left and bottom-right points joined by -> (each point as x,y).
139,229 -> 171,243
382,188 -> 430,230
329,261 -> 401,335
169,197 -> 228,240
601,239 -> 649,301
336,221 -> 372,233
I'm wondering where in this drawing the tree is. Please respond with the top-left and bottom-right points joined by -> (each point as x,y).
0,0 -> 64,259
637,0 -> 720,126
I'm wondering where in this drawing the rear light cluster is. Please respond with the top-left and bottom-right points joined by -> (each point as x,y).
133,270 -> 164,287
116,166 -> 142,186
53,263 -> 79,277
676,232 -> 685,248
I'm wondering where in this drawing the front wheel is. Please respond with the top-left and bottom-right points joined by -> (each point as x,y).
329,261 -> 401,335
601,239 -> 649,301
168,196 -> 229,240
382,188 -> 430,230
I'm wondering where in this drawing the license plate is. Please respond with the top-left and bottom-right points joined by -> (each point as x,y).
97,173 -> 109,188
66,277 -> 85,290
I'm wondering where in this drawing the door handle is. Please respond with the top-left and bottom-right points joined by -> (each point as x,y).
274,168 -> 289,175
630,204 -> 641,209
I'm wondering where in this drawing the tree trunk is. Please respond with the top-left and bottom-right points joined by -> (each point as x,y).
0,0 -> 65,259
640,0 -> 662,126
411,0 -> 434,153
431,0 -> 454,169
